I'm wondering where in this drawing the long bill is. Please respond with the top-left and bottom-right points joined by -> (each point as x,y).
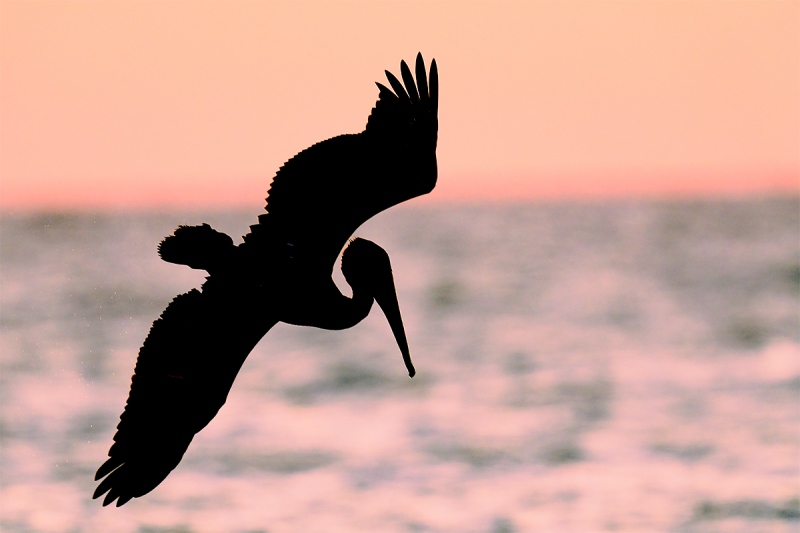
373,269 -> 415,378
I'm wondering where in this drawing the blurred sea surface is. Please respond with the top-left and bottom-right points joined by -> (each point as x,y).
1,196 -> 798,532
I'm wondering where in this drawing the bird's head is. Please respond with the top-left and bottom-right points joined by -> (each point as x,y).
342,238 -> 415,377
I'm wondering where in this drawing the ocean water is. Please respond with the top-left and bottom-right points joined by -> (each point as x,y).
0,197 -> 798,533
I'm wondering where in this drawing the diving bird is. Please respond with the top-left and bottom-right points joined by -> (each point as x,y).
93,53 -> 438,507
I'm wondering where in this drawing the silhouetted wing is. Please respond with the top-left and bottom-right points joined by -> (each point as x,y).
243,53 -> 438,270
94,289 -> 276,506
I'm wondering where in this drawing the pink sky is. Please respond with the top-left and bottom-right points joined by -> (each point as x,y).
1,1 -> 798,211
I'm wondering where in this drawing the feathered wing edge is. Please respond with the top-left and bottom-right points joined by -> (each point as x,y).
375,52 -> 438,113
367,53 -> 438,135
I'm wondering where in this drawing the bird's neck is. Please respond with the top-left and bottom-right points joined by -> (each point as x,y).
335,284 -> 375,330
280,278 -> 374,331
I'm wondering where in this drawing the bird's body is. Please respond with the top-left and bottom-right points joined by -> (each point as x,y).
94,54 -> 438,506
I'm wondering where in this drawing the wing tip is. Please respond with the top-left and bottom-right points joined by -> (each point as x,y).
102,488 -> 119,507
375,81 -> 396,98
430,58 -> 439,111
95,455 -> 123,481
384,69 -> 409,102
93,476 -> 112,501
380,54 -> 437,106
400,59 -> 419,102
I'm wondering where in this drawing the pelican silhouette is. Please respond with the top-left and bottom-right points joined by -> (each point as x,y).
93,54 -> 438,507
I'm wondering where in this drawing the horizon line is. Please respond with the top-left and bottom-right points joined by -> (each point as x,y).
2,182 -> 797,216
2,169 -> 797,214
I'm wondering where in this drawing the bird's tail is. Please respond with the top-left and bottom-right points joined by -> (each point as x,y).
158,224 -> 235,271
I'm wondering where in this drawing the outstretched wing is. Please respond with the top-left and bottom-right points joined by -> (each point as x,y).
94,288 -> 277,506
242,53 -> 438,271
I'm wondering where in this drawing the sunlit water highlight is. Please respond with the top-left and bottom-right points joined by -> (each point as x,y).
1,197 -> 798,532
